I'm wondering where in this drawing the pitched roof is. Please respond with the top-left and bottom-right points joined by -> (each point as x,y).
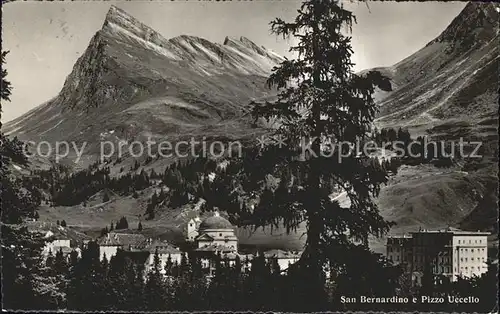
97,232 -> 147,247
195,244 -> 235,253
195,232 -> 238,241
194,233 -> 215,241
29,223 -> 92,243
147,240 -> 181,254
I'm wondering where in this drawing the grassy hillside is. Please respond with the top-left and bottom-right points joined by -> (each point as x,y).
36,159 -> 497,255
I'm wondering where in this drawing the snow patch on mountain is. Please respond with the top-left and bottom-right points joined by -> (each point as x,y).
39,119 -> 65,135
126,96 -> 204,112
2,5 -> 283,149
4,126 -> 23,136
103,5 -> 172,50
106,21 -> 180,60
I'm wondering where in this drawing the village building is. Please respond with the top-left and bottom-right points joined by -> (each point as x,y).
386,227 -> 490,285
188,213 -> 240,276
386,235 -> 413,265
144,239 -> 183,274
263,249 -> 302,271
194,212 -> 238,252
97,232 -> 148,260
42,230 -> 81,259
43,230 -> 71,252
186,216 -> 202,241
96,232 -> 184,277
186,213 -> 306,276
192,244 -> 239,276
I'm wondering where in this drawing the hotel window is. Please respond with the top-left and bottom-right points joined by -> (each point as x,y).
396,255 -> 399,261
471,249 -> 474,252
465,258 -> 468,262
471,257 -> 474,261
479,240 -> 482,243
465,267 -> 468,270
458,240 -> 461,244
460,258 -> 463,262
469,240 -> 471,244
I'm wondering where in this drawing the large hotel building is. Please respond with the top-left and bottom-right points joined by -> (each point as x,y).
386,227 -> 489,285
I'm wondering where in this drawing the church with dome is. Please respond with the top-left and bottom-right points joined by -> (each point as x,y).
186,212 -> 238,253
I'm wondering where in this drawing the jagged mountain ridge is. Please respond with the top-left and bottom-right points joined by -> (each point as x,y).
4,5 -> 283,156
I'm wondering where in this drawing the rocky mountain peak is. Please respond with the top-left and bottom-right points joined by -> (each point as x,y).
224,36 -> 258,49
429,2 -> 499,52
101,5 -> 171,51
223,36 -> 284,64
103,5 -> 147,33
4,5 -> 285,141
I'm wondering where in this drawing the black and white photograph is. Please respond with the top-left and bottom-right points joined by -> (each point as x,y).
1,0 -> 498,312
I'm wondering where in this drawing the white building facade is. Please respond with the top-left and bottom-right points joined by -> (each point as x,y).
97,232 -> 147,260
452,231 -> 489,279
145,240 -> 183,275
386,228 -> 489,284
42,231 -> 73,258
186,217 -> 202,241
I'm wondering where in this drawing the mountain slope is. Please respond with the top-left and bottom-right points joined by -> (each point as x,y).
5,3 -> 498,251
369,2 -> 499,235
3,6 -> 282,158
374,2 -> 498,132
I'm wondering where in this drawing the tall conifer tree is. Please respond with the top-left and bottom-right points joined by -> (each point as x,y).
197,0 -> 394,309
144,248 -> 166,310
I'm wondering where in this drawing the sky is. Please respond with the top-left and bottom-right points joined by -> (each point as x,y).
2,1 -> 466,123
